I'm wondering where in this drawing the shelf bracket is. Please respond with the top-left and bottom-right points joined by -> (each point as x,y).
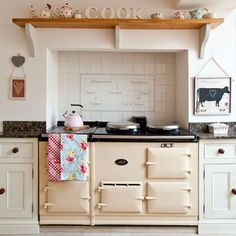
199,24 -> 211,59
115,25 -> 120,49
25,23 -> 37,57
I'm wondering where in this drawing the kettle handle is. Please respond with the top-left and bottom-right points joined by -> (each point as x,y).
71,104 -> 83,115
71,104 -> 83,108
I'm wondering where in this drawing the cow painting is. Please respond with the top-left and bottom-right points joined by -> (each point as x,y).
197,86 -> 230,107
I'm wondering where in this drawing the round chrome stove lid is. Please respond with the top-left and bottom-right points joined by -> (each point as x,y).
147,123 -> 179,131
106,121 -> 140,131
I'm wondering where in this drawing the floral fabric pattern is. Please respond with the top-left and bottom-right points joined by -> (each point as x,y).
60,134 -> 88,181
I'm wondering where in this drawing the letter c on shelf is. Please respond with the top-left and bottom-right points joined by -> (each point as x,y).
85,7 -> 99,19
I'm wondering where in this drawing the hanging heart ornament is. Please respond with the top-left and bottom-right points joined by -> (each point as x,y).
11,55 -> 25,67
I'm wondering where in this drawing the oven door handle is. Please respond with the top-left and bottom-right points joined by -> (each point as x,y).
182,169 -> 192,174
44,186 -> 56,192
183,203 -> 192,208
145,196 -> 157,200
98,203 -> 108,208
145,162 -> 159,166
183,153 -> 192,157
44,202 -> 56,209
80,196 -> 91,200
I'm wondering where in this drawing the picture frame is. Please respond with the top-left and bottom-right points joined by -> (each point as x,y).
9,77 -> 27,100
194,77 -> 231,115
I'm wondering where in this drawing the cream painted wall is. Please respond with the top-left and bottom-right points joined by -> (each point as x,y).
0,1 -> 235,131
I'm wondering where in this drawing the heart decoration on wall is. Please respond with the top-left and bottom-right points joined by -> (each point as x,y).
11,54 -> 25,67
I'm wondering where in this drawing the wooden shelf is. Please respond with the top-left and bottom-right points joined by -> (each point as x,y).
12,18 -> 224,58
12,18 -> 224,30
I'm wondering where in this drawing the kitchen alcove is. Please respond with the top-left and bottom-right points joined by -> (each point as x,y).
55,50 -> 187,128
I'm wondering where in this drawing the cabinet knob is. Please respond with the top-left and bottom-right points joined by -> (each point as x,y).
12,147 -> 19,153
218,148 -> 225,154
0,188 -> 5,195
231,189 -> 236,195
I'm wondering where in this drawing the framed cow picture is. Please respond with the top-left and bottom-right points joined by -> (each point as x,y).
194,77 -> 231,115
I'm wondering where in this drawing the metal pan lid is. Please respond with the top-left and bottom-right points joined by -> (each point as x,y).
147,123 -> 179,131
106,121 -> 140,130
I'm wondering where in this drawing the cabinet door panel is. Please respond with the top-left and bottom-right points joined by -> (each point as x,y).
147,147 -> 190,179
205,164 -> 236,219
0,164 -> 32,218
99,182 -> 143,213
46,181 -> 90,213
147,182 -> 192,214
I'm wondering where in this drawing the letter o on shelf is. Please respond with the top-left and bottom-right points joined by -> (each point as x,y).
101,7 -> 115,19
117,7 -> 130,19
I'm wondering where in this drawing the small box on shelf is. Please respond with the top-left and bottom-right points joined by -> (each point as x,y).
208,122 -> 229,135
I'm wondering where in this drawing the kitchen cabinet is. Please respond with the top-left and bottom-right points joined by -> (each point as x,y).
39,141 -> 91,225
0,164 -> 32,218
0,138 -> 39,235
199,139 -> 236,235
93,142 -> 198,225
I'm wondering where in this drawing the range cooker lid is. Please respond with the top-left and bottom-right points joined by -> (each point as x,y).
106,121 -> 140,131
147,123 -> 179,131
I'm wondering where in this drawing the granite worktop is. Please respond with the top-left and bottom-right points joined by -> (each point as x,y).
195,132 -> 236,139
0,121 -> 46,138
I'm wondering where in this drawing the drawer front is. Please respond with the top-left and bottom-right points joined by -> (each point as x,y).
204,143 -> 236,158
146,182 -> 192,214
147,147 -> 191,179
45,181 -> 90,213
99,182 -> 143,213
0,142 -> 33,159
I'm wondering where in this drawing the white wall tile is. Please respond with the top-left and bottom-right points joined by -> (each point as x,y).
156,64 -> 166,74
58,52 -> 176,123
166,63 -> 176,74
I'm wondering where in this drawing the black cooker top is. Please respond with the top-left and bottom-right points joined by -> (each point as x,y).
40,121 -> 197,142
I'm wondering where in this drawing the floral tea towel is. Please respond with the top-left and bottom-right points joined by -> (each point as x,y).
60,134 -> 88,181
48,133 -> 61,182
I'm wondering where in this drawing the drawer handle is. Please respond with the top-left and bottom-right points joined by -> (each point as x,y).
231,189 -> 236,195
12,147 -> 19,153
218,148 -> 225,154
0,188 -> 5,195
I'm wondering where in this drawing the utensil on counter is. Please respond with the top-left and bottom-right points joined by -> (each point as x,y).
63,104 -> 84,128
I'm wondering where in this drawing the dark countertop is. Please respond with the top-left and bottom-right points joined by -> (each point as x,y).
195,132 -> 236,139
0,131 -> 42,138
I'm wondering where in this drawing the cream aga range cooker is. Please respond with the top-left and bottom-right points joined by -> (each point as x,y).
39,121 -> 198,226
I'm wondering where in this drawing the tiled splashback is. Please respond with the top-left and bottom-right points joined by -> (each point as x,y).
58,52 -> 176,124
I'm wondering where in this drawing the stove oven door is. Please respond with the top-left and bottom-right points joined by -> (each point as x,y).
146,147 -> 191,179
146,182 -> 192,214
43,181 -> 90,213
98,182 -> 143,213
